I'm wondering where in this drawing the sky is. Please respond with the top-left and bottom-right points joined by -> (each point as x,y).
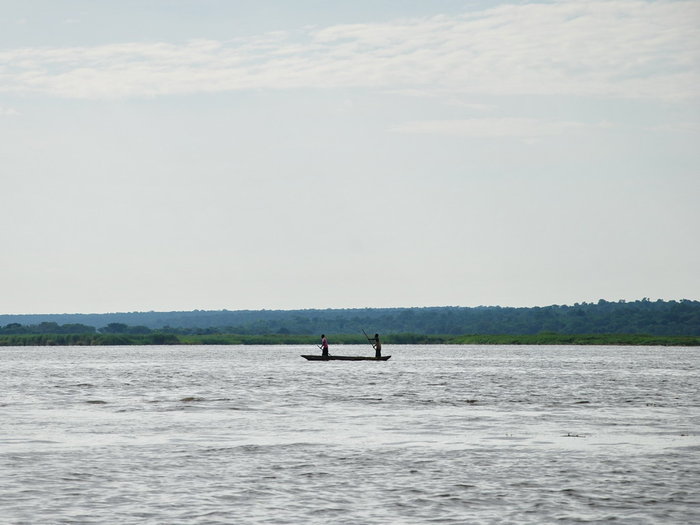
1,0 -> 699,314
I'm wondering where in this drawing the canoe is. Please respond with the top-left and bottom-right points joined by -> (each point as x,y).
301,355 -> 391,361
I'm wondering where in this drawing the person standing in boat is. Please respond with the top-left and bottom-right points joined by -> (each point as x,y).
320,334 -> 329,358
371,333 -> 381,358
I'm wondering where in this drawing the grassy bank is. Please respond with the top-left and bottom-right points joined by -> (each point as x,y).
446,333 -> 700,346
0,333 -> 180,346
0,333 -> 698,346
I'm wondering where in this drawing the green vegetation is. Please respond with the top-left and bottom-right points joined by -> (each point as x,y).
446,333 -> 700,346
2,299 -> 699,336
0,333 -> 179,346
0,332 -> 697,347
2,299 -> 699,346
181,333 -> 700,347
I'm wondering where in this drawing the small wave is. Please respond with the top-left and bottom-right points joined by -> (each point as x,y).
0,439 -> 58,444
414,398 -> 478,406
85,400 -> 107,404
180,397 -> 206,402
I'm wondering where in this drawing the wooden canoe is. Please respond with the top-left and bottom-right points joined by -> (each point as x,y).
301,355 -> 391,361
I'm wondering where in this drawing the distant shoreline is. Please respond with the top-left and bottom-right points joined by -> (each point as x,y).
2,300 -> 699,339
1,333 -> 698,347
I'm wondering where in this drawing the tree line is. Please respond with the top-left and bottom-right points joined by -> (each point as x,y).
1,332 -> 697,347
1,299 -> 699,337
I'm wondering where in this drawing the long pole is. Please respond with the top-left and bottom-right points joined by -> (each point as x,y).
362,329 -> 374,347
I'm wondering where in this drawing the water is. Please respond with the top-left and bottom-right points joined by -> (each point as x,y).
1,345 -> 699,524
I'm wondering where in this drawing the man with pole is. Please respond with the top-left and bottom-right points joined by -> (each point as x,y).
363,330 -> 382,359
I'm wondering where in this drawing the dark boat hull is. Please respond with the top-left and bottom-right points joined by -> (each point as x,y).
301,355 -> 391,361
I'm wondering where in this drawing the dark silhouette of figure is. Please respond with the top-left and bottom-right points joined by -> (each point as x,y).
371,333 -> 381,358
320,334 -> 329,358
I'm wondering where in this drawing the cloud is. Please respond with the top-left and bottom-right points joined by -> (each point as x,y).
0,1 -> 697,100
0,106 -> 20,116
390,118 -> 588,138
645,121 -> 700,134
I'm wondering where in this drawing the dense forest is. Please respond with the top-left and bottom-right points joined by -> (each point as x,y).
1,299 -> 698,337
1,333 -> 697,347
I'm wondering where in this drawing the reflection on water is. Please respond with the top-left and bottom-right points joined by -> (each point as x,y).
1,345 -> 699,524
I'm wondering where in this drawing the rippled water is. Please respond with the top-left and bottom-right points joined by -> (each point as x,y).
1,345 -> 699,524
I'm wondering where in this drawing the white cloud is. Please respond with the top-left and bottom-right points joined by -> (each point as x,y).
0,1 -> 697,100
0,106 -> 20,116
645,121 -> 700,134
390,118 -> 587,138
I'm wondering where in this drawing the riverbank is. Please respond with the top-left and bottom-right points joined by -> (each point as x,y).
1,333 -> 698,346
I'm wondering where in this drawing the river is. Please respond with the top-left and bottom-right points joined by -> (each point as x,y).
1,345 -> 698,524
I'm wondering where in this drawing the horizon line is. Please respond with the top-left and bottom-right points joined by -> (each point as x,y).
1,298 -> 697,317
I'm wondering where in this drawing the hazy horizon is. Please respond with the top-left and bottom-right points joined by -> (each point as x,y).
2,297 -> 697,318
2,1 -> 698,315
